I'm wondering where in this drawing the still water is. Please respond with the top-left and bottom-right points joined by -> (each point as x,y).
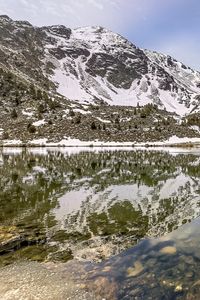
83,217 -> 200,299
0,147 -> 200,266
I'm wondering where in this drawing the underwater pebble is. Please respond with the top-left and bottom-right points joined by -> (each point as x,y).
175,284 -> 183,292
127,261 -> 144,277
160,246 -> 177,255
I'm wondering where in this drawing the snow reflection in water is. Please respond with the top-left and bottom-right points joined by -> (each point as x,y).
0,147 -> 200,265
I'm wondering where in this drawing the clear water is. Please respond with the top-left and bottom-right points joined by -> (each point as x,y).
1,147 -> 200,266
82,217 -> 200,299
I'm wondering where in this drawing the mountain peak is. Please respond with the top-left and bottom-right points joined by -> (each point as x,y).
0,15 -> 32,28
0,15 -> 11,20
0,15 -> 200,116
42,24 -> 72,39
0,15 -> 12,22
74,25 -> 108,33
72,25 -> 135,46
14,20 -> 32,27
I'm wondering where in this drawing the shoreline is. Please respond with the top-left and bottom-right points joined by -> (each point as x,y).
1,142 -> 200,148
1,135 -> 200,149
1,219 -> 200,299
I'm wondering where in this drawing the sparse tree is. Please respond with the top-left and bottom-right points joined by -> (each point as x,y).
11,108 -> 18,119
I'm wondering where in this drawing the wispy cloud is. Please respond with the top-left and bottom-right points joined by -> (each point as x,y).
87,0 -> 104,10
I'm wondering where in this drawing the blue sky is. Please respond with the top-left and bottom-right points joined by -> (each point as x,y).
0,0 -> 199,70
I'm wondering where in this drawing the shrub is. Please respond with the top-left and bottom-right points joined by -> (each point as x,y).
27,123 -> 36,133
140,112 -> 146,118
91,121 -> 97,130
74,114 -> 81,124
11,109 -> 18,119
38,103 -> 46,114
69,109 -> 75,117
2,132 -> 9,139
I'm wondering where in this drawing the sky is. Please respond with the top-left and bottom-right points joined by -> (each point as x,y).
0,0 -> 199,70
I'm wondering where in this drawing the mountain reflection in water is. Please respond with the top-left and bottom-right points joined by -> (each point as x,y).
0,147 -> 200,265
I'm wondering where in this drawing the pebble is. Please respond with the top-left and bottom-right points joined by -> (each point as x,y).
160,246 -> 177,255
175,284 -> 183,292
127,261 -> 144,277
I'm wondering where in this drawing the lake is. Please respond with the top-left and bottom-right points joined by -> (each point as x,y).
83,216 -> 200,299
1,147 -> 200,267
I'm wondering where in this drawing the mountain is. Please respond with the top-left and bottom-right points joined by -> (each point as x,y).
0,15 -> 200,145
45,26 -> 200,116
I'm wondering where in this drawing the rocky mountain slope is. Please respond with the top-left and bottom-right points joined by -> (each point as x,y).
0,15 -> 200,144
46,26 -> 200,116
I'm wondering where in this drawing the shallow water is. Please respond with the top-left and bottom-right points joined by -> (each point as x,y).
1,147 -> 200,265
84,217 -> 200,299
1,218 -> 200,299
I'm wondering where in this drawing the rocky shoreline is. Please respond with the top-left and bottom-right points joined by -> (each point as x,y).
1,219 -> 200,299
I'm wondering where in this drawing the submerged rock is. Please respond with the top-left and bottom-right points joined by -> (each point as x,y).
0,226 -> 24,253
126,261 -> 144,277
159,246 -> 177,255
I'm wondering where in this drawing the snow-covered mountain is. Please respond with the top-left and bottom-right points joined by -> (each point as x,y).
44,26 -> 200,116
1,15 -> 200,116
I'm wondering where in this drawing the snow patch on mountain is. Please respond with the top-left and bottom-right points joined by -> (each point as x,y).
41,25 -> 200,115
52,67 -> 90,102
